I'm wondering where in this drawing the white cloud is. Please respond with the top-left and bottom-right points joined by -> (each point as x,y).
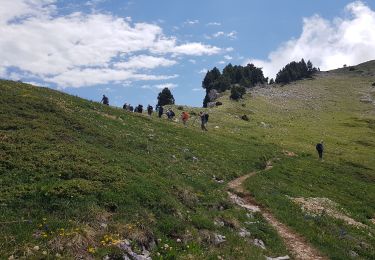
224,55 -> 232,60
211,31 -> 237,40
227,31 -> 237,40
245,1 -> 375,78
184,19 -> 199,25
192,88 -> 203,91
141,83 -> 177,90
154,83 -> 177,89
218,61 -> 226,64
206,22 -> 221,26
188,59 -> 196,64
114,55 -> 177,70
213,31 -> 225,38
0,0 -> 221,88
198,68 -> 208,74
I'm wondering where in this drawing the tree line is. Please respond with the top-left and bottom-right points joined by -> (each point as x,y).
202,63 -> 267,107
201,59 -> 318,106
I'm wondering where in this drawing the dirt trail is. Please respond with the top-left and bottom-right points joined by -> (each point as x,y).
228,162 -> 327,260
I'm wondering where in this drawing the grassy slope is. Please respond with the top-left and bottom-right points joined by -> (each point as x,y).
0,60 -> 374,259
0,81 -> 287,259
217,65 -> 374,259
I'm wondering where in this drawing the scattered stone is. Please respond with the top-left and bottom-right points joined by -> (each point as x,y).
215,101 -> 223,106
246,213 -> 254,219
265,256 -> 290,260
213,234 -> 226,245
292,197 -> 367,228
119,240 -> 151,260
214,126 -> 220,129
238,228 -> 251,237
212,175 -> 224,183
176,238 -> 182,243
214,220 -> 225,227
172,155 -> 177,160
33,246 -> 40,251
253,239 -> 266,250
372,82 -> 375,86
192,156 -> 199,162
8,256 -> 15,260
100,223 -> 108,229
349,250 -> 359,258
228,192 -> 260,212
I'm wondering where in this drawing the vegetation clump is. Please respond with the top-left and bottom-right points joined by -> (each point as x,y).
157,88 -> 175,107
275,59 -> 317,84
202,64 -> 267,107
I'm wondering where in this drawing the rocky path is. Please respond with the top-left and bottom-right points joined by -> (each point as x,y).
228,162 -> 328,260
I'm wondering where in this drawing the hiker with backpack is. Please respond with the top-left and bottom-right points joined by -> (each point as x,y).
199,111 -> 209,131
101,95 -> 109,105
136,104 -> 143,113
316,141 -> 324,160
166,109 -> 175,120
181,111 -> 190,127
147,105 -> 153,117
158,106 -> 164,118
123,103 -> 128,110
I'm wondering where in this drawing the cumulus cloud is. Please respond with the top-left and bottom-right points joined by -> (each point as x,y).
184,19 -> 199,25
245,1 -> 375,78
208,30 -> 237,40
114,55 -> 177,70
141,83 -> 177,90
0,0 -> 221,88
206,22 -> 221,26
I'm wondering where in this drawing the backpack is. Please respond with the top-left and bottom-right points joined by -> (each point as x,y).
204,114 -> 209,121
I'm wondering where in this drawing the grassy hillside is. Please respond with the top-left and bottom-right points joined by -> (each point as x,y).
0,60 -> 374,259
204,63 -> 375,259
0,80 -> 287,259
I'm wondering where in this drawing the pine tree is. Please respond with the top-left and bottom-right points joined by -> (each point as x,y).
157,88 -> 175,106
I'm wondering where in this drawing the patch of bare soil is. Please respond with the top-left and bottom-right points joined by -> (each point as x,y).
292,197 -> 367,228
228,162 -> 327,260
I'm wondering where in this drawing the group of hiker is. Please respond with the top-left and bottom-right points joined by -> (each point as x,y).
102,95 -> 324,157
101,95 -> 209,131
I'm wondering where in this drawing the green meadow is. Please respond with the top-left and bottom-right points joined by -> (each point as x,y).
0,61 -> 374,259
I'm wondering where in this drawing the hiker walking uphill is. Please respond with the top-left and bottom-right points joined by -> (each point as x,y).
316,141 -> 324,160
158,106 -> 164,118
147,105 -> 153,117
166,109 -> 175,120
181,111 -> 190,127
101,95 -> 109,105
199,111 -> 209,131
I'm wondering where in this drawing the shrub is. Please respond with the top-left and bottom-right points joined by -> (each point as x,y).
230,85 -> 246,100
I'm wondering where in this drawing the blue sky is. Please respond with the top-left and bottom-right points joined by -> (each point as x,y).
1,0 -> 375,107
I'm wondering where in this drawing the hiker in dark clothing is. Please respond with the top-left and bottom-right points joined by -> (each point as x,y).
101,95 -> 109,105
147,105 -> 153,117
199,111 -> 208,131
158,106 -> 164,118
123,103 -> 128,110
316,141 -> 324,160
136,104 -> 143,113
166,109 -> 175,120
129,105 -> 134,112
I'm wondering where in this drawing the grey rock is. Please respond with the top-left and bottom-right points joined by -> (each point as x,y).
265,256 -> 290,260
213,234 -> 226,245
253,238 -> 266,250
349,250 -> 359,258
238,228 -> 251,237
